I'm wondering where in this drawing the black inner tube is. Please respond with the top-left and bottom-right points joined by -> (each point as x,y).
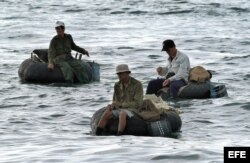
91,107 -> 182,137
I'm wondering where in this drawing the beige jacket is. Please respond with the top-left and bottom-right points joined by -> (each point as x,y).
113,77 -> 143,110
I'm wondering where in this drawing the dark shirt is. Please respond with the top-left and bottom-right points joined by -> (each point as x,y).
48,33 -> 86,64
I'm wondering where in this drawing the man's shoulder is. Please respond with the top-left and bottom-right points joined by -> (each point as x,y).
52,33 -> 72,39
114,77 -> 142,87
130,77 -> 142,86
64,33 -> 72,38
49,35 -> 59,45
51,35 -> 58,41
114,81 -> 120,87
178,50 -> 189,60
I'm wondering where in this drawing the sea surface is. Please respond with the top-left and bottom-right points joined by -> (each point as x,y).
0,0 -> 250,162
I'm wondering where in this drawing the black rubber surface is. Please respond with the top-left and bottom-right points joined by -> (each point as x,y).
178,82 -> 211,99
18,58 -> 93,83
91,107 -> 182,137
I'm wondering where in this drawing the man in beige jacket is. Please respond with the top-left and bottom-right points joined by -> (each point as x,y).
96,64 -> 143,136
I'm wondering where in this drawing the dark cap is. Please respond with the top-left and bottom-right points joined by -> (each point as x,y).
161,39 -> 176,51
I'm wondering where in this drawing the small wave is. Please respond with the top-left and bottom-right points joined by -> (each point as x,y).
29,6 -> 42,10
117,46 -> 134,50
175,0 -> 188,4
158,10 -> 193,15
191,120 -> 214,124
50,114 -> 66,118
38,94 -> 47,98
225,62 -> 237,65
10,120 -> 29,124
148,55 -> 160,59
62,97 -> 74,101
3,16 -> 27,20
207,10 -> 222,16
240,41 -> 250,45
38,105 -> 50,108
223,55 -> 250,61
222,102 -> 242,107
151,154 -> 200,160
0,104 -> 27,109
134,48 -> 153,52
99,8 -> 111,11
51,4 -> 61,7
209,3 -> 221,8
110,11 -> 125,14
129,10 -> 148,15
122,7 -> 130,11
72,119 -> 89,125
8,34 -> 36,39
230,7 -> 249,13
241,103 -> 250,110
40,117 -> 52,120
64,9 -> 85,13
5,96 -> 30,100
244,74 -> 250,80
206,62 -> 220,66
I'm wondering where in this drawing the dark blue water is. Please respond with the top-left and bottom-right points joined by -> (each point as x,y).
0,0 -> 250,162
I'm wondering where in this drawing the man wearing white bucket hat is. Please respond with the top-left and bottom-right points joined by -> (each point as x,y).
48,21 -> 90,83
96,64 -> 143,136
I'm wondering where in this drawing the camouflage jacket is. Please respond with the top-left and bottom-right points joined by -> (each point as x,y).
113,77 -> 143,110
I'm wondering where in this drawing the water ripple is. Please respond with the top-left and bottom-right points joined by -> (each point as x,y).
1,0 -> 250,162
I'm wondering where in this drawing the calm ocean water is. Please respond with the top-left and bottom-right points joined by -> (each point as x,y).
0,0 -> 250,162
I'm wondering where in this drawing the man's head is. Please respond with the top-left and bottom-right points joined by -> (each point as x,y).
116,64 -> 131,82
162,39 -> 177,58
55,21 -> 65,36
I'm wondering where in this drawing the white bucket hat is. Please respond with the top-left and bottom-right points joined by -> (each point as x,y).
55,21 -> 65,28
116,64 -> 131,74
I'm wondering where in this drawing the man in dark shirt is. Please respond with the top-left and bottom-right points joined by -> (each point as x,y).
48,21 -> 89,83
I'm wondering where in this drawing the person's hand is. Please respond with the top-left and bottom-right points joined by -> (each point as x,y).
162,79 -> 170,87
156,67 -> 162,75
112,101 -> 121,108
48,64 -> 54,70
83,49 -> 89,57
107,104 -> 113,111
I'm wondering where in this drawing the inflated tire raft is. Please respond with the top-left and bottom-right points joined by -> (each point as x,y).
160,82 -> 228,100
90,107 -> 182,137
158,66 -> 228,99
178,82 -> 211,99
18,49 -> 100,83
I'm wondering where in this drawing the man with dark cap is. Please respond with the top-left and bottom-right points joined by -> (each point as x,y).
96,64 -> 143,136
48,21 -> 90,83
146,39 -> 190,98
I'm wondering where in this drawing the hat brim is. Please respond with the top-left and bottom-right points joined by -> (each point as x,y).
55,24 -> 65,28
162,47 -> 168,51
116,71 -> 131,74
